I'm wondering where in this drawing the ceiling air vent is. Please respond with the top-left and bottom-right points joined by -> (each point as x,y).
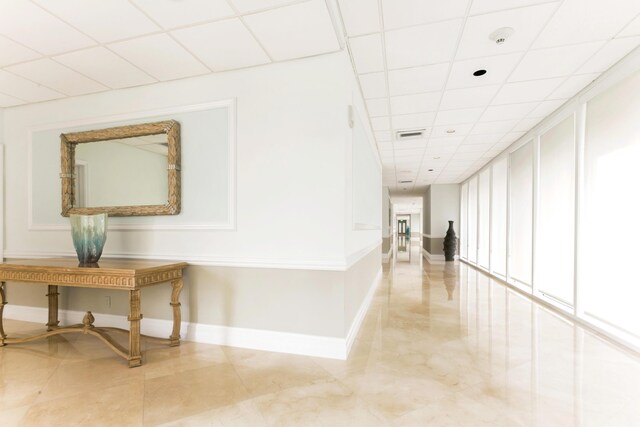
396,129 -> 426,141
399,180 -> 413,184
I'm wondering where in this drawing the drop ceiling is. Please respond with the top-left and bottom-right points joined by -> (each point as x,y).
0,0 -> 639,191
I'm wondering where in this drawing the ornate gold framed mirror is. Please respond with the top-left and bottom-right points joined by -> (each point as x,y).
60,120 -> 181,217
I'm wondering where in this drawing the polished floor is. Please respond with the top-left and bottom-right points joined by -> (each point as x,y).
2,241 -> 640,426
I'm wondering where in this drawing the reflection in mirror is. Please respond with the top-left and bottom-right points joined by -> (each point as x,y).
74,135 -> 169,207
61,120 -> 180,217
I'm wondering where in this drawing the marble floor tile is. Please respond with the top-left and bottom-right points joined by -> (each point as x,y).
1,241 -> 639,426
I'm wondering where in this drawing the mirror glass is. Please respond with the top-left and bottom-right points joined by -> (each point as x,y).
74,135 -> 169,207
61,120 -> 181,217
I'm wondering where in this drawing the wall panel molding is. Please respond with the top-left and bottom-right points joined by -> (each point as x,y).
27,99 -> 237,232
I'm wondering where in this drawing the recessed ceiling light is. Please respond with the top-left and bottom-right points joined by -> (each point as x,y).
433,156 -> 440,159
428,169 -> 434,172
446,129 -> 456,134
473,69 -> 487,77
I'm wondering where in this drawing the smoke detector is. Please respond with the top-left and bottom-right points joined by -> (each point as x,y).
489,27 -> 514,45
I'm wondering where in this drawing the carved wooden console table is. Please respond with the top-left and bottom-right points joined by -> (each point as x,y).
0,258 -> 188,367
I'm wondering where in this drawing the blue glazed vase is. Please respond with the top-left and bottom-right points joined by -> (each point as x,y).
70,213 -> 108,265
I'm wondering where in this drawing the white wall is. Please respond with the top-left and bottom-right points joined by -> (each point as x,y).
1,51 -> 383,358
344,63 -> 382,262
4,52 -> 350,268
381,187 -> 390,239
430,184 -> 460,238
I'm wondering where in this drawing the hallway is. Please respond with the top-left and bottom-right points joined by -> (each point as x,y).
2,242 -> 639,426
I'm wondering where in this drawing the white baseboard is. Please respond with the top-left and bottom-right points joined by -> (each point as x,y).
421,248 -> 458,263
345,267 -> 382,355
2,265 -> 383,361
381,248 -> 392,263
187,323 -> 347,360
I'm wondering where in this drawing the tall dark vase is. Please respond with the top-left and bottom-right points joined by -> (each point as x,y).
443,220 -> 457,262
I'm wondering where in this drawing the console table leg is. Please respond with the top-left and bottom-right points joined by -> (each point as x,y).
169,278 -> 183,347
128,289 -> 142,368
0,282 -> 7,345
46,285 -> 60,331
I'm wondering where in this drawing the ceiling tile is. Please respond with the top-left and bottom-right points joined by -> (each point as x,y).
435,107 -> 484,125
371,117 -> 391,131
388,63 -> 449,95
394,148 -> 424,157
0,70 -> 63,102
171,19 -> 270,71
527,99 -> 565,117
440,85 -> 500,109
493,77 -> 564,104
548,73 -> 598,99
470,119 -> 520,134
500,131 -> 526,144
0,1 -> 95,55
385,19 -> 463,69
382,0 -> 469,31
393,139 -> 428,149
470,0 -> 560,15
338,0 -> 380,36
480,102 -> 537,121
0,35 -> 41,67
6,59 -> 106,96
457,143 -> 493,153
54,47 -> 156,89
509,42 -> 604,81
457,3 -> 557,59
513,116 -> 543,132
431,124 -> 473,137
34,0 -> 159,43
463,134 -> 504,144
366,98 -> 389,117
359,72 -> 388,98
451,151 -> 483,160
0,92 -> 26,107
447,53 -> 522,88
230,0 -> 297,13
577,37 -> 640,74
243,0 -> 339,61
375,130 -> 393,141
533,0 -> 640,49
108,34 -> 209,81
392,113 -> 436,129
349,34 -> 385,74
132,0 -> 235,29
619,14 -> 640,37
390,92 -> 441,115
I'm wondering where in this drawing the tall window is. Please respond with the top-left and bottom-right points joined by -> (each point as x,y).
582,70 -> 640,339
477,168 -> 491,269
536,116 -> 575,306
509,141 -> 533,287
491,158 -> 508,277
460,182 -> 468,260
468,176 -> 478,264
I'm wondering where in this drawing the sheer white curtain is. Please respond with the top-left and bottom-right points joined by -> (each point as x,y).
536,115 -> 575,306
582,70 -> 640,337
478,169 -> 491,269
468,176 -> 478,264
460,182 -> 468,260
491,158 -> 508,277
509,141 -> 533,286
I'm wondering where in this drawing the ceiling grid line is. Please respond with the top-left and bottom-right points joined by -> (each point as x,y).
440,0 -> 568,183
